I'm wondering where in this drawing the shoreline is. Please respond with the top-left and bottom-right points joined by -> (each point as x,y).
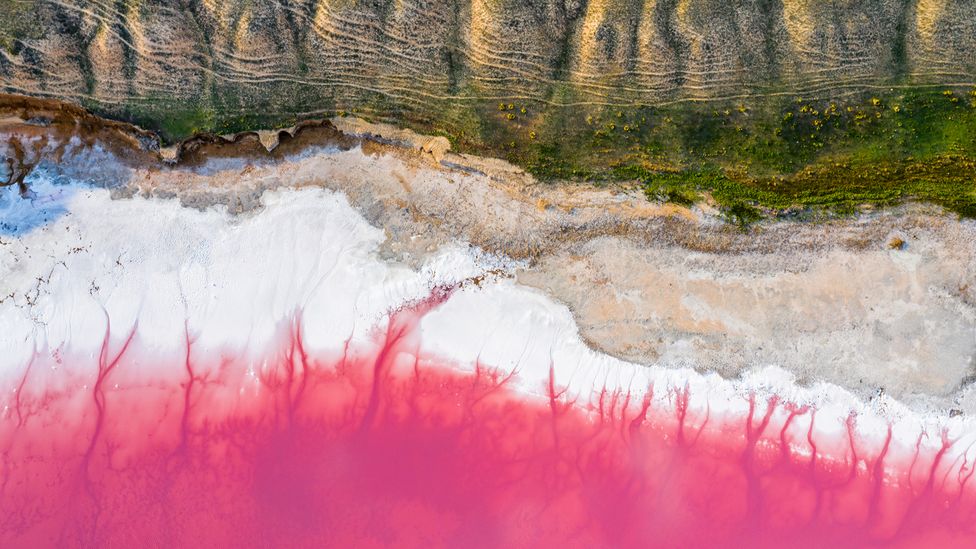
2,93 -> 975,411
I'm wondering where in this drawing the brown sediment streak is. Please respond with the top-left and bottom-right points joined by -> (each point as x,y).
359,288 -> 454,433
0,93 -> 359,172
2,289 -> 975,547
83,312 -> 138,472
672,382 -> 691,445
179,319 -> 199,451
12,347 -> 36,429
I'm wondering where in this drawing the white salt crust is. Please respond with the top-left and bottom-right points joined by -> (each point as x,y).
1,173 -> 974,471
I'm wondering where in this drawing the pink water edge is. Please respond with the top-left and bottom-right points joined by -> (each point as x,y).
1,294 -> 974,548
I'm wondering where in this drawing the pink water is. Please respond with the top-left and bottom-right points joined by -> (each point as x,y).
2,297 -> 974,548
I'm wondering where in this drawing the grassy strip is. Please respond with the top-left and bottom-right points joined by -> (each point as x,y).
623,159 -> 976,225
478,88 -> 976,221
77,86 -> 976,222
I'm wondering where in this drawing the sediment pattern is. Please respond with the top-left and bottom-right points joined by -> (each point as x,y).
2,0 -> 975,124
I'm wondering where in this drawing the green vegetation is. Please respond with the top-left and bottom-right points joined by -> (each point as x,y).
81,85 -> 976,223
102,99 -> 299,144
446,87 -> 976,222
0,0 -> 43,54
